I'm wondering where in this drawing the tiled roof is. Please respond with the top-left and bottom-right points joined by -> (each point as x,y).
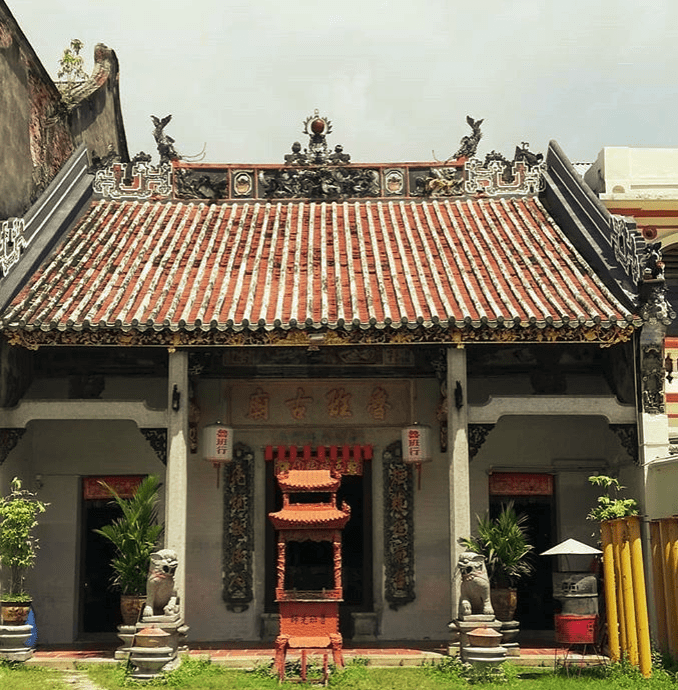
0,196 -> 638,333
278,470 -> 340,492
268,503 -> 351,530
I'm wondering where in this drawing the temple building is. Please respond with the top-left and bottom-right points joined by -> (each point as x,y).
0,0 -> 674,646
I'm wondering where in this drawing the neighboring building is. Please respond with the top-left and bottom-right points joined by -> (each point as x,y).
0,1 -> 672,648
585,148 -> 678,514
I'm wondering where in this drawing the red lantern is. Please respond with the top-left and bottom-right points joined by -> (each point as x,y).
402,424 -> 432,489
203,421 -> 233,487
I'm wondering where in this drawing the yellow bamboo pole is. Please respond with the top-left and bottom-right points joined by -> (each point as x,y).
611,519 -> 628,654
650,521 -> 668,652
601,520 -> 620,662
627,517 -> 651,678
661,520 -> 678,658
617,519 -> 639,667
668,519 -> 678,657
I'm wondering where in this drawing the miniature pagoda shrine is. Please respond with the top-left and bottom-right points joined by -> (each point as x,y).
268,469 -> 351,681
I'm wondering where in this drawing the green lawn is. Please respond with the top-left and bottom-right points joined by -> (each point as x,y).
1,656 -> 676,690
0,661 -> 70,689
78,656 -> 678,690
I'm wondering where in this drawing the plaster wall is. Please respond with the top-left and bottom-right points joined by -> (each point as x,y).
0,419 -> 165,644
644,460 -> 678,519
469,415 -> 639,561
585,147 -> 678,199
23,376 -> 167,409
0,12 -> 41,219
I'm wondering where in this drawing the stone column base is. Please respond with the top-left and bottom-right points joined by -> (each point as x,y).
351,612 -> 378,641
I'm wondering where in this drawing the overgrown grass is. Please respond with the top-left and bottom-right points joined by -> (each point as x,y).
76,654 -> 678,690
0,659 -> 69,689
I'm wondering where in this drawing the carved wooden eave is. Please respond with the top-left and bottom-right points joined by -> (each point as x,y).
2,321 -> 636,351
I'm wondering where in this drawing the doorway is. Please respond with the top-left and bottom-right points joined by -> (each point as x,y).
80,499 -> 122,633
488,494 -> 555,630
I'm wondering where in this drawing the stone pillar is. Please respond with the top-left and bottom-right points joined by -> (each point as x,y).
447,346 -> 470,621
165,350 -> 189,609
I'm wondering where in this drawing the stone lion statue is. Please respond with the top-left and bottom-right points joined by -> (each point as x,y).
457,551 -> 494,618
143,548 -> 180,619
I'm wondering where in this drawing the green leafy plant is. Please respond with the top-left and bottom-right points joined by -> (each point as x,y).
0,477 -> 48,601
93,475 -> 163,596
587,475 -> 639,522
459,501 -> 535,588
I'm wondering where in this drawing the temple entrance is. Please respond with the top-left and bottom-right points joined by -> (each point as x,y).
488,473 -> 556,630
80,498 -> 122,633
265,460 -> 372,638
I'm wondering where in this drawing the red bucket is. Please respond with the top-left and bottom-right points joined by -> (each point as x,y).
554,614 -> 597,644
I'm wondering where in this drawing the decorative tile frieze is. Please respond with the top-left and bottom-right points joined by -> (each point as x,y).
92,161 -> 172,200
383,441 -> 415,610
0,428 -> 26,465
139,428 -> 167,465
222,443 -> 254,611
3,322 -> 637,350
0,218 -> 27,278
465,158 -> 545,196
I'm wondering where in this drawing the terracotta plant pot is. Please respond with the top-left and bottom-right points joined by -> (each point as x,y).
490,587 -> 517,622
120,594 -> 146,625
1,601 -> 31,625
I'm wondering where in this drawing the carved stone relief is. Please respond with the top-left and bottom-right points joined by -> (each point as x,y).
383,441 -> 415,609
641,344 -> 665,414
609,424 -> 639,466
0,428 -> 26,464
139,428 -> 167,465
222,443 -> 254,611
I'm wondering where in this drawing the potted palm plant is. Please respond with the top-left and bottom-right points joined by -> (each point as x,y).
460,501 -> 535,621
93,475 -> 163,625
0,477 -> 48,624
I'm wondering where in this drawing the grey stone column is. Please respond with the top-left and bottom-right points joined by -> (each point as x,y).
166,350 -> 189,610
447,346 -> 470,620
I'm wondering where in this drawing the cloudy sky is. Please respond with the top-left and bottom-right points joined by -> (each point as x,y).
10,0 -> 678,165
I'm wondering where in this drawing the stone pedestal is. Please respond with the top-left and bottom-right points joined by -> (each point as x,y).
0,624 -> 33,661
260,613 -> 280,641
129,646 -> 177,680
499,620 -> 520,657
351,612 -> 378,641
462,644 -> 507,670
127,615 -> 188,679
115,624 -> 136,660
449,616 -> 502,661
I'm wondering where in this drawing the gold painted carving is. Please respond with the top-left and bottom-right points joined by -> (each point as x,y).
3,322 -> 636,350
246,387 -> 270,421
326,387 -> 352,418
367,386 -> 391,420
285,387 -> 314,420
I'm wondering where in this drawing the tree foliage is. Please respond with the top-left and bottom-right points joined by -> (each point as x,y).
0,477 -> 48,600
587,475 -> 639,522
93,475 -> 163,596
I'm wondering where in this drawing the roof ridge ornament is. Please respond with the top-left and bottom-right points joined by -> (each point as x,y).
284,109 -> 351,166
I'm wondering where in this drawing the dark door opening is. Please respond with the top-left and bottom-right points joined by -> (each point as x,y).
80,499 -> 122,633
266,463 -> 372,638
489,495 -> 555,630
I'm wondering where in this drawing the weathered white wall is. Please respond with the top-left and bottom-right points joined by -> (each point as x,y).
1,418 -> 165,644
185,376 -> 453,642
469,415 -> 641,563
